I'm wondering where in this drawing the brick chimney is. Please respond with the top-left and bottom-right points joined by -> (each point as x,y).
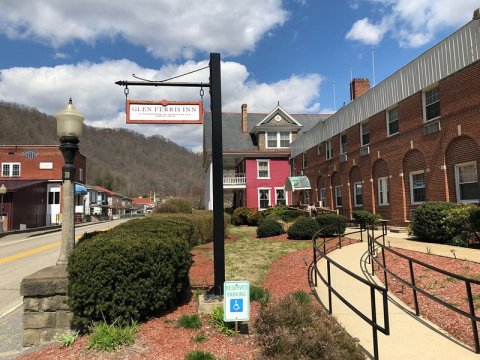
241,104 -> 248,133
350,78 -> 370,101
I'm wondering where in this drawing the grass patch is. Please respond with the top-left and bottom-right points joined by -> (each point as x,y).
177,314 -> 202,329
87,321 -> 138,352
224,226 -> 309,286
192,331 -> 208,343
209,306 -> 234,336
185,350 -> 216,360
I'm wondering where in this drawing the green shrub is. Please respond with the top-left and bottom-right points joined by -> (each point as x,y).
315,214 -> 347,236
185,350 -> 216,360
87,321 -> 138,352
411,202 -> 474,243
292,291 -> 312,305
247,210 -> 260,226
68,218 -> 192,332
177,314 -> 202,329
469,207 -> 480,234
209,307 -> 234,336
232,207 -> 253,225
280,209 -> 305,223
155,202 -> 182,213
255,295 -> 365,359
155,197 -> 192,214
287,217 -> 320,240
447,233 -> 469,247
250,285 -> 270,306
257,219 -> 285,238
352,210 -> 381,226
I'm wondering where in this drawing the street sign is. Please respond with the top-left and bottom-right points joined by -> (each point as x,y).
223,280 -> 250,322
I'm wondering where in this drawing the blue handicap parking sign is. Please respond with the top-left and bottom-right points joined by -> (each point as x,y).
230,298 -> 243,312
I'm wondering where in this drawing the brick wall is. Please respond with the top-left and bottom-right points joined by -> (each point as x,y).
294,60 -> 480,226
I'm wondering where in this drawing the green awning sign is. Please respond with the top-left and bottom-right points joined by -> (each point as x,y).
285,176 -> 311,192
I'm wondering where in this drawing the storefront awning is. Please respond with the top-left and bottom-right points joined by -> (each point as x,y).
284,176 -> 311,192
75,183 -> 88,195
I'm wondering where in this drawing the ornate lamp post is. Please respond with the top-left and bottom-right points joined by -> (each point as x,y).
0,184 -> 6,233
55,98 -> 84,265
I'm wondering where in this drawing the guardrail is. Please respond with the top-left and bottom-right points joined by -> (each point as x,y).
368,221 -> 480,353
310,221 -> 390,360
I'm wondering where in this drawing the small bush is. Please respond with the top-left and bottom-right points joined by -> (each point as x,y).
287,217 -> 320,240
352,210 -> 381,226
280,209 -> 305,223
292,290 -> 312,304
87,321 -> 138,352
447,233 -> 469,247
185,350 -> 216,360
411,202 -> 474,243
155,197 -> 192,214
257,219 -> 285,238
255,295 -> 365,359
470,207 -> 480,233
177,314 -> 202,329
209,307 -> 234,336
315,214 -> 347,236
232,207 -> 253,225
247,210 -> 260,226
250,285 -> 270,306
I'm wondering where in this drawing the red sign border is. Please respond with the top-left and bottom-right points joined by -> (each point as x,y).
126,100 -> 203,124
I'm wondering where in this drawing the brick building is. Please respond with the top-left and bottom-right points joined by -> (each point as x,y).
0,145 -> 86,231
290,14 -> 480,226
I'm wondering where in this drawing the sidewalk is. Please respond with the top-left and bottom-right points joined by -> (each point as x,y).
314,238 -> 480,359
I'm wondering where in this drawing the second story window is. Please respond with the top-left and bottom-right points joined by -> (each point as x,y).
2,162 -> 21,177
266,131 -> 291,148
257,160 -> 270,179
361,122 -> 369,146
340,133 -> 347,154
424,86 -> 440,121
325,140 -> 333,160
387,107 -> 399,136
302,153 -> 308,169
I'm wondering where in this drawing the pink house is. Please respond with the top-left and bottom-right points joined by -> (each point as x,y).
204,105 -> 330,210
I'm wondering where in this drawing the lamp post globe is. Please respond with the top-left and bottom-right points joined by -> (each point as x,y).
0,184 -> 6,234
55,98 -> 84,265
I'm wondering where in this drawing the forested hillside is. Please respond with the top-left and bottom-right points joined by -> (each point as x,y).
0,101 -> 204,203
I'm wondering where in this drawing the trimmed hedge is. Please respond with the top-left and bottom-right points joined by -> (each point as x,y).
411,202 -> 475,244
315,214 -> 347,236
352,210 -> 381,226
232,207 -> 253,225
287,217 -> 320,240
257,219 -> 285,238
68,217 -> 192,332
155,197 -> 192,213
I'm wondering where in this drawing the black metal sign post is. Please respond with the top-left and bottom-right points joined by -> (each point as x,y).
115,53 -> 225,296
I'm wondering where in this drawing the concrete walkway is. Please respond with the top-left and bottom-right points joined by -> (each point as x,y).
314,231 -> 480,360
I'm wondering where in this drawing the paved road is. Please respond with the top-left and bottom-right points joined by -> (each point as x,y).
0,219 -> 131,359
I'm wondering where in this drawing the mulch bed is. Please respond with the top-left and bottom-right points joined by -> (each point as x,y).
374,247 -> 480,349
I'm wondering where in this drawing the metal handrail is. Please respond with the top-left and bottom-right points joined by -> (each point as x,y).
310,220 -> 390,360
368,223 -> 480,353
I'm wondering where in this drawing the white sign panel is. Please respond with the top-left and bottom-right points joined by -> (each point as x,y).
223,280 -> 250,322
126,100 -> 203,124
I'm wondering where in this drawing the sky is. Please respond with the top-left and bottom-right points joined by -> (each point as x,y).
0,0 -> 478,152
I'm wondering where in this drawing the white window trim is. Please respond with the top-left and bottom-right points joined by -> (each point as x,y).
325,140 -> 333,160
2,162 -> 21,177
386,106 -> 399,137
320,188 -> 326,207
455,161 -> 479,203
340,133 -> 347,155
409,170 -> 426,205
265,131 -> 292,149
334,185 -> 343,208
302,153 -> 307,169
317,144 -> 321,156
377,177 -> 389,206
360,121 -> 370,146
353,182 -> 363,207
423,85 -> 441,123
274,187 -> 288,206
258,188 -> 271,210
257,159 -> 270,179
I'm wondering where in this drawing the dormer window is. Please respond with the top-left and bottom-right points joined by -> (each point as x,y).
266,131 -> 291,148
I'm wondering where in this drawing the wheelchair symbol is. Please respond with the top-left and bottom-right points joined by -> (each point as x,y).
230,298 -> 243,312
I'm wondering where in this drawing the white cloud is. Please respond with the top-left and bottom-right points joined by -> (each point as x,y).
0,1 -> 288,59
347,0 -> 478,47
0,59 -> 323,150
345,17 -> 389,45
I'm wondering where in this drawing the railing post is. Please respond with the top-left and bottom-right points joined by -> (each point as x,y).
371,224 -> 375,276
313,237 -> 318,287
382,247 -> 388,291
327,261 -> 332,314
409,260 -> 420,316
466,281 -> 480,353
371,287 -> 379,360
339,224 -> 342,249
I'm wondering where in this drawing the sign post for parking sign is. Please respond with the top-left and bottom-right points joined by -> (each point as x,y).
224,281 -> 250,327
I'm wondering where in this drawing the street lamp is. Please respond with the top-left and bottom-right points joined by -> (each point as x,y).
0,184 -> 6,233
56,98 -> 84,265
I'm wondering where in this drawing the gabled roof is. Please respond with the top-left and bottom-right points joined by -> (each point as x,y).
254,105 -> 302,127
